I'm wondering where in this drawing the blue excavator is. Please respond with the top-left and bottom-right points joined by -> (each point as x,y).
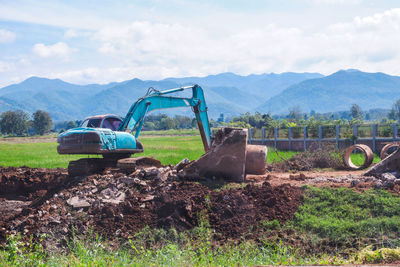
58,84 -> 267,178
57,85 -> 212,176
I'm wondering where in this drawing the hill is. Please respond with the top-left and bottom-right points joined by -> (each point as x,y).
0,72 -> 321,121
257,70 -> 400,114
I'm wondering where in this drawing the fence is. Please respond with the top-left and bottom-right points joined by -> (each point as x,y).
248,124 -> 400,153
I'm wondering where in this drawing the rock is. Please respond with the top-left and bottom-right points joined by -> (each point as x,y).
175,158 -> 190,171
143,167 -> 161,179
66,196 -> 90,209
142,195 -> 154,202
381,172 -> 397,181
101,192 -> 126,205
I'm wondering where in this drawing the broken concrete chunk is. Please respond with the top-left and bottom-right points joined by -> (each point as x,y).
381,172 -> 397,181
66,196 -> 90,209
141,195 -> 154,202
175,158 -> 190,171
365,148 -> 400,176
101,192 -> 126,205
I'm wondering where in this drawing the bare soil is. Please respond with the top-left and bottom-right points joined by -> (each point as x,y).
0,164 -> 398,249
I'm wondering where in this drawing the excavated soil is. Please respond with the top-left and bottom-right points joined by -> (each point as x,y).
0,166 -> 303,248
1,163 -> 398,250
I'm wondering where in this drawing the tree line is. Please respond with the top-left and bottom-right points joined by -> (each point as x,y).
0,110 -> 53,136
226,100 -> 400,130
3,98 -> 400,136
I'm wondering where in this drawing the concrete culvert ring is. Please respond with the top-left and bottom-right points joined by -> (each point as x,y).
380,143 -> 400,160
343,144 -> 373,170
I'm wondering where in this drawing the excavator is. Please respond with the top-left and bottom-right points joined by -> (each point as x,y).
57,84 -> 266,178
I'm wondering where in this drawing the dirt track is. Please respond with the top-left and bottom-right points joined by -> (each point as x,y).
0,165 -> 399,249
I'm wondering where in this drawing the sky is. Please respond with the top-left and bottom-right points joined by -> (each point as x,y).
0,0 -> 400,87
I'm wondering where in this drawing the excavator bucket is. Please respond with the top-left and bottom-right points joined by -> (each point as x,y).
180,128 -> 267,181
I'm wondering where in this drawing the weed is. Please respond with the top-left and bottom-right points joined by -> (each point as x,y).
355,246 -> 400,264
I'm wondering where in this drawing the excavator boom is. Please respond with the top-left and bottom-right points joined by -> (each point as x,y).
118,85 -> 211,151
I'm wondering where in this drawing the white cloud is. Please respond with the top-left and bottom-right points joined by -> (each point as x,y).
86,9 -> 400,81
32,42 -> 73,58
0,29 -> 16,43
64,29 -> 79,38
3,6 -> 400,86
0,61 -> 15,72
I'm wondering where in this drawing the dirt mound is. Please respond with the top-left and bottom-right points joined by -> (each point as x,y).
210,182 -> 302,240
0,166 -> 68,200
269,148 -> 344,172
0,165 -> 302,247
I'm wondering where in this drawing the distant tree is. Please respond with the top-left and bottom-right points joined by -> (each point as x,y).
0,110 -> 30,135
389,99 -> 400,122
33,110 -> 53,135
66,120 -> 78,130
159,117 -> 176,130
350,104 -> 363,120
288,106 -> 303,121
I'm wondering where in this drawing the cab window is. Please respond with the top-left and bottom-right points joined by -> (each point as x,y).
101,117 -> 122,131
81,118 -> 101,128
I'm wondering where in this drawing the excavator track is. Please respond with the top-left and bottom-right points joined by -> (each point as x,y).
68,158 -> 116,177
67,156 -> 162,177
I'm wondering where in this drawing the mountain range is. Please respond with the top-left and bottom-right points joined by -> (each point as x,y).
0,69 -> 399,121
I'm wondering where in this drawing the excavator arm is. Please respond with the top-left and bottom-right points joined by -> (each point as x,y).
118,84 -> 212,152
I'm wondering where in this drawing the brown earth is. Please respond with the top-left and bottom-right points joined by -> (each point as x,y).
0,163 -> 398,250
0,165 -> 303,249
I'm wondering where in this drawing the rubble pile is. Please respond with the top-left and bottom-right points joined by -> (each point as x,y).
0,165 -> 302,248
308,172 -> 400,191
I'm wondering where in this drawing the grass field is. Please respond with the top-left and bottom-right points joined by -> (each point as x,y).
0,135 -> 381,168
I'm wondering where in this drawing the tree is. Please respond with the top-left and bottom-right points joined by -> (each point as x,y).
288,106 -> 302,121
350,104 -> 363,120
159,117 -> 176,130
66,121 -> 78,130
389,99 -> 400,122
0,110 -> 30,135
33,110 -> 53,135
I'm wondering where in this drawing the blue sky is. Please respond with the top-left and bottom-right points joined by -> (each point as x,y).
0,0 -> 400,86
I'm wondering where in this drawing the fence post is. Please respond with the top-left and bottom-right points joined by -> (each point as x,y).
248,128 -> 253,144
393,124 -> 398,141
318,125 -> 322,149
353,124 -> 359,144
335,125 -> 340,149
288,127 -> 293,150
261,127 -> 265,145
372,124 -> 377,153
303,126 -> 307,151
274,127 -> 278,150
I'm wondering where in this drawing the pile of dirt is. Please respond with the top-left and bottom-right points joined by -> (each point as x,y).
209,182 -> 302,240
269,148 -> 344,172
0,165 -> 302,248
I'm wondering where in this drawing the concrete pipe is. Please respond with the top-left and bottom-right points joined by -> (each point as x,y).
380,143 -> 400,160
343,144 -> 373,170
245,144 -> 267,174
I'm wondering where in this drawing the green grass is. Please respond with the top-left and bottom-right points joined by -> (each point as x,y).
140,128 -> 200,136
291,186 -> 400,249
0,135 -> 383,169
349,152 -> 381,166
0,137 -> 299,168
0,225 -> 346,266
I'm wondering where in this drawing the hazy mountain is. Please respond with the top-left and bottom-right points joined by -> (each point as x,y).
257,70 -> 400,114
0,72 -> 321,121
